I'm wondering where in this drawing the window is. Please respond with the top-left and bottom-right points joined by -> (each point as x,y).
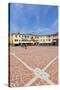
15,39 -> 18,41
40,39 -> 42,41
27,36 -> 29,38
24,36 -> 28,38
15,35 -> 17,37
49,39 -> 51,41
47,35 -> 50,37
25,35 -> 29,38
43,39 -> 45,41
22,35 -> 24,37
19,35 -> 20,37
24,36 -> 26,38
36,36 -> 39,38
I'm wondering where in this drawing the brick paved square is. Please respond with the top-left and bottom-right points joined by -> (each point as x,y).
9,46 -> 58,87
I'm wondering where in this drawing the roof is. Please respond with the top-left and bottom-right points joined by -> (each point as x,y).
9,32 -> 58,37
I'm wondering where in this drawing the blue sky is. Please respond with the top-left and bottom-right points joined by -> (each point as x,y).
10,3 -> 58,35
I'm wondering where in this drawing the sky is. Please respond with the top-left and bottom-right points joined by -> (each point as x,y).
9,3 -> 58,35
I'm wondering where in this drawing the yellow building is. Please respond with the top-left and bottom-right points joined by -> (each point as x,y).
9,32 -> 58,46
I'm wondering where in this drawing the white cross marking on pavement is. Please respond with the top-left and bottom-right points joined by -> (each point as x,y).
24,56 -> 57,86
10,52 -> 57,86
24,67 -> 55,86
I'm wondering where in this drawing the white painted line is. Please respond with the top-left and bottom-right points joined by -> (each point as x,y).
43,56 -> 58,71
24,76 -> 38,87
45,79 -> 55,85
10,53 -> 34,72
24,56 -> 57,86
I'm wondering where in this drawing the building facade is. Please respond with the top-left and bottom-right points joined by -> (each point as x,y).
9,33 -> 58,46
